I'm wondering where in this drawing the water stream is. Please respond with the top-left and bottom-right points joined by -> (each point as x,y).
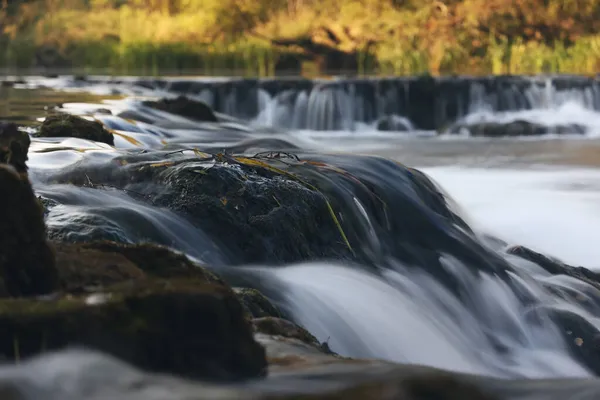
3,76 -> 600,397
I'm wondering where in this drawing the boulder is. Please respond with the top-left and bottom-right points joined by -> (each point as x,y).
143,96 -> 218,123
38,114 -> 114,145
0,279 -> 267,381
448,120 -> 587,137
0,122 -> 31,174
48,155 -> 354,265
0,165 -> 59,297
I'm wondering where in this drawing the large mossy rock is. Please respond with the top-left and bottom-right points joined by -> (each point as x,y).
49,155 -> 354,265
143,96 -> 219,123
0,122 -> 31,174
0,165 -> 59,297
53,241 -> 222,293
38,114 -> 114,145
0,279 -> 267,381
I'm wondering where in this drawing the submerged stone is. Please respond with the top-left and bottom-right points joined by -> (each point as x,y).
143,96 -> 218,123
38,114 -> 114,145
0,122 -> 31,174
448,120 -> 587,137
0,279 -> 267,381
0,165 -> 59,297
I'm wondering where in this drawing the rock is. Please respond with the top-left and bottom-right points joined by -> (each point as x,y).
52,242 -> 146,293
79,241 -> 222,283
0,122 -> 31,174
0,165 -> 59,297
0,279 -> 267,381
50,155 -> 354,265
253,317 -> 320,347
375,115 -> 412,132
143,96 -> 219,123
38,114 -> 114,146
507,245 -> 600,289
448,120 -> 587,137
53,241 -> 222,293
235,288 -> 282,318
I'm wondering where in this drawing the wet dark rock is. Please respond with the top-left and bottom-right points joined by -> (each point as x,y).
0,122 -> 31,174
235,288 -> 282,318
507,245 -> 600,289
253,317 -> 319,347
37,114 -> 115,145
449,120 -> 587,137
375,115 -> 411,132
47,212 -> 132,244
50,156 -> 354,265
143,96 -> 219,123
0,279 -> 267,381
0,165 -> 59,297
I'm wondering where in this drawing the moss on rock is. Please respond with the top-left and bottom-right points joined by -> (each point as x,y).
235,288 -> 282,319
53,241 -> 223,292
38,114 -> 114,146
0,278 -> 267,381
253,317 -> 319,347
80,241 -> 222,283
0,165 -> 59,297
52,242 -> 146,293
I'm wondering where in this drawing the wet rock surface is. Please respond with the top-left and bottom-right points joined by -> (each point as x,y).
507,245 -> 600,290
37,114 -> 115,145
448,120 -> 587,137
47,154 -> 356,265
143,96 -> 219,123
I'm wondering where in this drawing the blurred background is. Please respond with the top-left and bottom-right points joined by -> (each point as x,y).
1,0 -> 599,76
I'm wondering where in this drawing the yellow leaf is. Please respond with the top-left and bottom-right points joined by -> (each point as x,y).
149,161 -> 174,168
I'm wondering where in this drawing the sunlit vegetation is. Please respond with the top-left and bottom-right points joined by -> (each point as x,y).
1,0 -> 599,75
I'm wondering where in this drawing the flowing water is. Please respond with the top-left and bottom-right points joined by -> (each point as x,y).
3,76 -> 600,397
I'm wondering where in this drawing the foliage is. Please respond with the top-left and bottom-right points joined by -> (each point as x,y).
1,0 -> 600,75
